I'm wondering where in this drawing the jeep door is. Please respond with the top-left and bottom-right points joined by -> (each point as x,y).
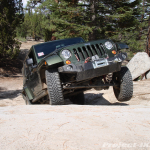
24,48 -> 42,98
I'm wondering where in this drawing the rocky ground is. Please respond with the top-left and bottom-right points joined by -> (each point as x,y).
0,41 -> 150,150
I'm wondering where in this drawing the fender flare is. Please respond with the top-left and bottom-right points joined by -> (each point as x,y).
45,55 -> 63,66
38,55 -> 63,71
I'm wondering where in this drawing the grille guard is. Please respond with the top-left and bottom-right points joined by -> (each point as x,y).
58,52 -> 127,81
58,52 -> 127,73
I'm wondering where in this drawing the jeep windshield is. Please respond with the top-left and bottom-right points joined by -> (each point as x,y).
34,37 -> 85,59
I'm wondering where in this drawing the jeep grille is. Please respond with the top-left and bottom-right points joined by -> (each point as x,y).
73,43 -> 106,61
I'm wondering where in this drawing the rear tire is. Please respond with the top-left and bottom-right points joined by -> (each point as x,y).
113,66 -> 133,102
45,69 -> 64,105
69,92 -> 85,105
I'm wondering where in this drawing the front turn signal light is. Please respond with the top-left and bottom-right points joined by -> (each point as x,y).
112,50 -> 116,55
45,61 -> 47,65
66,60 -> 71,65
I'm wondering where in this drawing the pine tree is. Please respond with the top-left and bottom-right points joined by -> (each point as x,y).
0,0 -> 23,60
101,0 -> 143,53
27,0 -> 93,41
16,12 -> 31,38
16,8 -> 44,39
111,0 -> 149,53
144,0 -> 150,55
26,0 -> 145,54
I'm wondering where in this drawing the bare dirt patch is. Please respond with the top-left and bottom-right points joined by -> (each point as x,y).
0,77 -> 25,106
0,75 -> 150,107
0,106 -> 150,150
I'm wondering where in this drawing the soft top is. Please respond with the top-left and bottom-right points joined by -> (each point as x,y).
33,37 -> 85,58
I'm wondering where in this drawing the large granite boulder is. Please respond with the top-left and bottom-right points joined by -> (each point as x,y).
127,52 -> 150,80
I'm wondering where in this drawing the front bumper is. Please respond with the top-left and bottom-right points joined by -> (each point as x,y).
58,52 -> 127,81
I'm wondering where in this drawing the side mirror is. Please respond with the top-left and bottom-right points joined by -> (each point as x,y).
116,43 -> 129,50
26,58 -> 33,66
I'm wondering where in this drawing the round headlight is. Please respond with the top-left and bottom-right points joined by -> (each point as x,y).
105,41 -> 113,50
62,50 -> 71,59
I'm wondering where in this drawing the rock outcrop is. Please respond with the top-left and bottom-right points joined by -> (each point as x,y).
127,52 -> 150,80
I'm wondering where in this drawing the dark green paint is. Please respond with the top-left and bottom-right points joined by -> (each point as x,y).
24,87 -> 34,100
45,55 -> 63,66
59,39 -> 116,65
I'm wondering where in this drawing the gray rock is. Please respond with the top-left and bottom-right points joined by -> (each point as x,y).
127,52 -> 150,80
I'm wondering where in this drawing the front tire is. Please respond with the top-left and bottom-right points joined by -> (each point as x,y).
113,66 -> 133,102
45,69 -> 64,105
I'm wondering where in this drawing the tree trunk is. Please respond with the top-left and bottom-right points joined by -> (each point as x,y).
146,16 -> 150,57
89,0 -> 97,41
139,0 -> 145,41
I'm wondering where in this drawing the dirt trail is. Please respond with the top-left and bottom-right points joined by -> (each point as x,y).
0,76 -> 150,106
0,41 -> 150,150
0,105 -> 150,150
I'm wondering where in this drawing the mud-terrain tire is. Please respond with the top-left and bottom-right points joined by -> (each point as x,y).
113,66 -> 133,102
45,69 -> 64,105
70,92 -> 85,105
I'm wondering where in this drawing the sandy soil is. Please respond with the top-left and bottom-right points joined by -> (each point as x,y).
0,106 -> 150,150
0,76 -> 150,107
20,40 -> 43,50
0,41 -> 150,150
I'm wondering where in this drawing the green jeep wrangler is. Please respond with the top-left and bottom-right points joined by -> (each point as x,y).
22,37 -> 133,105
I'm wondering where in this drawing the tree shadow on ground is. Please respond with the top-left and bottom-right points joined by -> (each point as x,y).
0,59 -> 23,76
0,88 -> 128,106
0,89 -> 22,100
0,87 -> 7,90
84,93 -> 128,106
